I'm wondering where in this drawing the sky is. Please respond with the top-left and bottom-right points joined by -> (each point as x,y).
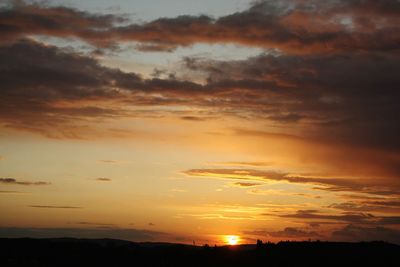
0,0 -> 400,245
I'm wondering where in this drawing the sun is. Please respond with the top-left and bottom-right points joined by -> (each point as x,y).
225,235 -> 240,245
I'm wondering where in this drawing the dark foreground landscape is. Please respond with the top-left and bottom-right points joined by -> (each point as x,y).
1,238 -> 399,267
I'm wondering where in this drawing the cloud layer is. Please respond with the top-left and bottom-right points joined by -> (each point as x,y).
2,0 -> 399,53
0,227 -> 167,242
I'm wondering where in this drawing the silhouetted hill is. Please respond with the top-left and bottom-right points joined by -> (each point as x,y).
0,238 -> 398,266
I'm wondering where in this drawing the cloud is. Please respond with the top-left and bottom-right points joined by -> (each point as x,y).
183,50 -> 400,152
115,0 -> 400,54
184,168 -> 400,196
0,39 -> 209,138
72,222 -> 115,227
277,210 -> 400,226
365,201 -> 400,207
243,226 -> 322,239
97,160 -> 120,164
329,201 -> 400,212
1,37 -> 399,161
0,39 -> 137,138
332,224 -> 400,244
0,177 -> 50,186
309,223 -> 320,228
232,182 -> 261,187
0,2 -> 398,191
95,178 -> 112,182
2,0 -> 399,54
114,0 -> 400,54
0,0 -> 124,47
247,223 -> 400,244
180,116 -> 209,121
214,161 -> 273,167
0,227 -> 167,242
267,227 -> 321,239
29,205 -> 82,209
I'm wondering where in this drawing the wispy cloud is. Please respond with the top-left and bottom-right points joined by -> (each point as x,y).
95,178 -> 112,182
0,178 -> 50,186
71,222 -> 116,227
213,161 -> 273,167
29,205 -> 82,209
97,160 -> 121,164
231,182 -> 262,188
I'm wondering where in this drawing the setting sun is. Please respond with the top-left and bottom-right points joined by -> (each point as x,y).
225,235 -> 240,245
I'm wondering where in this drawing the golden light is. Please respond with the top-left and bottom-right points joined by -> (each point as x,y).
225,235 -> 240,245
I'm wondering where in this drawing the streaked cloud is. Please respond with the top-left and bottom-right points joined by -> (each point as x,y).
95,178 -> 112,182
231,182 -> 262,188
184,168 -> 400,196
0,178 -> 50,186
29,205 -> 82,209
72,222 -> 116,227
245,227 -> 321,239
276,209 -> 400,226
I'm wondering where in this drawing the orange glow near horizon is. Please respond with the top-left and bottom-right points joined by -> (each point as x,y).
225,235 -> 240,245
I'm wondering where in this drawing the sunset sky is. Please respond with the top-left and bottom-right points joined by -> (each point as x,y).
1,0 -> 400,245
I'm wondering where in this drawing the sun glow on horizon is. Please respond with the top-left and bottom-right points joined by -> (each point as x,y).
225,235 -> 240,245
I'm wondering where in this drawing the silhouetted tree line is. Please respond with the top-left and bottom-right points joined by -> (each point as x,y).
0,238 -> 398,266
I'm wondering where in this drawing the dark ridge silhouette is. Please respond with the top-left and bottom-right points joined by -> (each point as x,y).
0,238 -> 398,266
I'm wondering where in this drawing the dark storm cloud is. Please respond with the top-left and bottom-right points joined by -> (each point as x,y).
0,177 -> 50,186
0,227 -> 167,242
